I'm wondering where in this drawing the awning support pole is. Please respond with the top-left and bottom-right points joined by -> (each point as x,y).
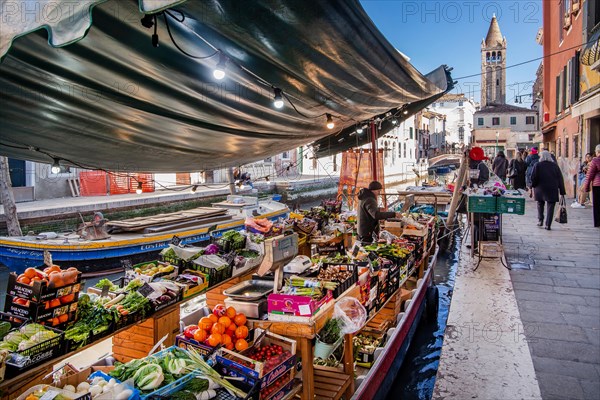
370,120 -> 378,182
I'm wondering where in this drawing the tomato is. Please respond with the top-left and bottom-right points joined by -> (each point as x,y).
184,325 -> 199,339
14,298 -> 30,307
218,316 -> 232,329
235,325 -> 249,340
198,317 -> 213,331
207,333 -> 222,347
193,328 -> 208,343
211,323 -> 225,335
51,317 -> 60,326
233,313 -> 247,326
225,307 -> 237,319
49,298 -> 61,308
60,293 -> 75,304
213,304 -> 227,317
235,338 -> 249,351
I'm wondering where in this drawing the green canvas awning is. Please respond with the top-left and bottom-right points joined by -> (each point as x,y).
0,0 -> 452,172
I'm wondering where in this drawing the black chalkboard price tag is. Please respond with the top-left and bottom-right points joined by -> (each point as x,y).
170,235 -> 182,246
101,285 -> 110,297
352,244 -> 360,257
121,259 -> 133,270
137,282 -> 155,297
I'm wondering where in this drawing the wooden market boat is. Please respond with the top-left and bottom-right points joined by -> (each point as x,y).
0,196 -> 289,274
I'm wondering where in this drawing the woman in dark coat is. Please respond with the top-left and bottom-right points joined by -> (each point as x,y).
509,152 -> 527,190
531,151 -> 566,230
492,151 -> 509,181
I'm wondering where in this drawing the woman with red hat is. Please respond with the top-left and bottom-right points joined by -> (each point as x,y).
468,147 -> 490,186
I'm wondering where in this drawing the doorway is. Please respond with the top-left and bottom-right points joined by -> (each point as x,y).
8,158 -> 26,187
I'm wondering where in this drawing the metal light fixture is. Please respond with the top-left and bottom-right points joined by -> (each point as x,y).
392,118 -> 398,125
326,114 -> 334,129
51,158 -> 61,174
213,52 -> 227,80
141,14 -> 154,28
273,88 -> 284,109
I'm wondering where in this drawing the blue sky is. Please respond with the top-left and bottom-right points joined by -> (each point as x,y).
360,0 -> 543,106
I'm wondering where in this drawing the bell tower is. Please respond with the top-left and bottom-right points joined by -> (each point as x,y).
481,15 -> 506,106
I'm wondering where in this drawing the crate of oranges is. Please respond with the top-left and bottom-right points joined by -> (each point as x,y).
177,305 -> 251,357
215,328 -> 297,391
8,266 -> 82,303
4,293 -> 78,327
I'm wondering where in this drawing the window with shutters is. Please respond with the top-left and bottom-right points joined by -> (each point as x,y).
492,117 -> 500,126
574,135 -> 579,158
557,139 -> 562,158
478,117 -> 484,126
526,116 -> 535,124
565,136 -> 569,158
562,65 -> 567,109
409,127 -> 413,139
556,75 -> 561,114
510,116 -> 517,125
458,127 -> 464,141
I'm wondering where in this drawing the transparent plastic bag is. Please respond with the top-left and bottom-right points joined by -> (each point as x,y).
333,297 -> 367,334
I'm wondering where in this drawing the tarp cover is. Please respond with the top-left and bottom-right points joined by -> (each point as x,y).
0,0 -> 451,172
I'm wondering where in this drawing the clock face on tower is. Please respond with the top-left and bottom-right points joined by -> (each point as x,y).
481,15 -> 507,107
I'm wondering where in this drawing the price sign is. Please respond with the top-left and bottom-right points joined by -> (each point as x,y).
121,259 -> 133,270
367,252 -> 377,262
170,235 -> 182,246
101,285 -> 110,297
352,244 -> 360,257
43,250 -> 53,267
137,282 -> 155,297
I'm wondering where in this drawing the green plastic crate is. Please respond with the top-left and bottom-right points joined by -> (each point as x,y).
497,197 -> 526,215
467,195 -> 497,213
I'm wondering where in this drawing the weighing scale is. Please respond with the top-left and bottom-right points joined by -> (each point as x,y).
223,233 -> 299,319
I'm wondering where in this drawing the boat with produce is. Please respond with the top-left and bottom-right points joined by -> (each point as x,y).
0,196 -> 288,274
0,206 -> 440,400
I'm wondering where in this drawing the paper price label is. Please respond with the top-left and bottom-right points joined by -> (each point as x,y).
43,250 -> 53,267
121,259 -> 133,269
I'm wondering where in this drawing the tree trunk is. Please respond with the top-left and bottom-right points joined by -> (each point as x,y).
0,156 -> 23,236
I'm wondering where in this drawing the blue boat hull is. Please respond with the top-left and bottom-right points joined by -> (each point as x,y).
0,212 -> 286,274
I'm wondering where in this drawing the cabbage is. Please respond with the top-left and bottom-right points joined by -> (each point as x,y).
19,323 -> 46,337
133,363 -> 164,391
3,331 -> 28,346
204,244 -> 219,255
165,358 -> 188,375
29,330 -> 57,344
17,339 -> 35,351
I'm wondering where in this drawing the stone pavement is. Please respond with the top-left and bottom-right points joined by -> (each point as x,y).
433,215 -> 542,399
503,198 -> 600,400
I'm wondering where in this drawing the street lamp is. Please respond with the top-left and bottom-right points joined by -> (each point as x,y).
495,131 -> 499,155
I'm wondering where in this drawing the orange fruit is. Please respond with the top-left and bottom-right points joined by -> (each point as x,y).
235,339 -> 249,351
208,314 -> 218,324
225,342 -> 234,351
211,323 -> 225,335
226,307 -> 236,319
17,275 -> 31,285
199,317 -> 213,331
207,333 -> 222,347
194,329 -> 208,343
235,325 -> 249,340
218,316 -> 232,329
233,313 -> 247,326
24,268 -> 37,279
221,334 -> 232,346
58,314 -> 69,323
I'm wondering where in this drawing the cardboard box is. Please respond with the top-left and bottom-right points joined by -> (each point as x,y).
268,291 -> 332,317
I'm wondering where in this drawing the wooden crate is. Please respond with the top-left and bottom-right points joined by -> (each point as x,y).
112,307 -> 180,363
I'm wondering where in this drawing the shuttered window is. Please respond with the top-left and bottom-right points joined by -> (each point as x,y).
556,75 -> 561,114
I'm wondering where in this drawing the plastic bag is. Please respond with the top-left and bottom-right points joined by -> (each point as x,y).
283,255 -> 312,274
379,230 -> 398,244
333,297 -> 367,334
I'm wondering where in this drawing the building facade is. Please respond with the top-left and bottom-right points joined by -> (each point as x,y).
430,94 -> 477,148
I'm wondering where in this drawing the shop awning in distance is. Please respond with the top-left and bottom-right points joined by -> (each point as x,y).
0,0 -> 452,172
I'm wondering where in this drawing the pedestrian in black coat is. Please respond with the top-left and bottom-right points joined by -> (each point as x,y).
492,151 -> 509,181
357,181 -> 399,243
508,152 -> 527,190
531,151 -> 566,230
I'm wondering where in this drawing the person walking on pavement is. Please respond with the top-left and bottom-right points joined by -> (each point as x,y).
531,151 -> 566,230
492,151 -> 509,181
525,147 -> 540,197
573,152 -> 594,209
508,152 -> 527,190
357,181 -> 401,243
581,144 -> 600,227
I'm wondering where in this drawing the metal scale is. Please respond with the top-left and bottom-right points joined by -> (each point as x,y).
223,233 -> 298,319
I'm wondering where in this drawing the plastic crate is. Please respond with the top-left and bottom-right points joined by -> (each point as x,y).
467,195 -> 498,213
64,321 -> 114,353
6,272 -> 82,302
88,370 -> 141,400
497,196 -> 525,215
319,263 -> 358,299
5,325 -> 65,377
4,294 -> 78,322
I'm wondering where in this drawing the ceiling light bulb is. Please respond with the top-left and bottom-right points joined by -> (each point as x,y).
136,182 -> 143,195
326,114 -> 334,129
50,158 -> 61,174
213,52 -> 227,80
273,88 -> 284,109
392,118 -> 398,125
403,109 -> 409,115
356,126 -> 364,134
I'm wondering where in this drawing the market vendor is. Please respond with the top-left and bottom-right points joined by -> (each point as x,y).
468,147 -> 490,186
357,181 -> 400,243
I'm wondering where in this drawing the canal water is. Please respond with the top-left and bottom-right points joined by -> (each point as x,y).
386,229 -> 460,400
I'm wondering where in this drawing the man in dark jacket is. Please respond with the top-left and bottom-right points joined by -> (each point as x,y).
531,151 -> 566,230
357,181 -> 400,243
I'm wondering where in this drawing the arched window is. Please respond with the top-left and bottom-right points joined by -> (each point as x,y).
492,51 -> 496,62
497,51 -> 502,61
486,52 -> 490,62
